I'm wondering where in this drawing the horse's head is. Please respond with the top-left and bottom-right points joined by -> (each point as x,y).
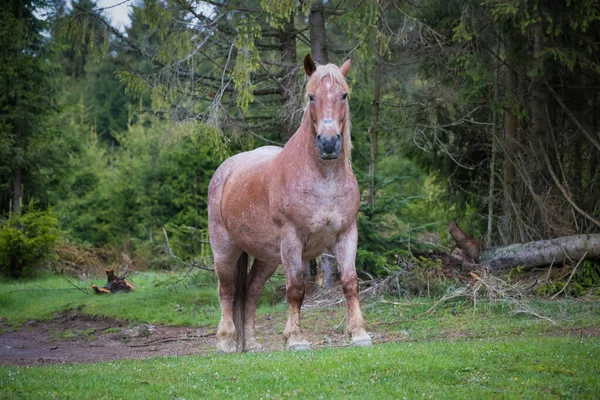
303,54 -> 351,161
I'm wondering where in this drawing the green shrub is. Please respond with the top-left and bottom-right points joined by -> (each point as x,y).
356,249 -> 390,276
0,209 -> 60,278
164,224 -> 212,260
536,260 -> 600,297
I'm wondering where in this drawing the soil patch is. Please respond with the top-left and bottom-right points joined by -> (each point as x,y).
3,297 -> 589,366
559,326 -> 600,338
0,311 -> 401,366
0,313 -> 215,366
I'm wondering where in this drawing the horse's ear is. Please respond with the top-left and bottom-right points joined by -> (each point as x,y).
304,54 -> 317,77
339,59 -> 351,77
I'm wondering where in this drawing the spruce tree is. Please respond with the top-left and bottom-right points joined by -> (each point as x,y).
0,0 -> 59,215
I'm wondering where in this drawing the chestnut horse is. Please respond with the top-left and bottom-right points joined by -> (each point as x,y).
208,54 -> 372,352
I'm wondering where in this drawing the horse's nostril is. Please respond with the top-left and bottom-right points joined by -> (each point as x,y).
317,134 -> 322,140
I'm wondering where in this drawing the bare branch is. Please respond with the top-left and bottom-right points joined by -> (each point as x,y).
551,251 -> 588,299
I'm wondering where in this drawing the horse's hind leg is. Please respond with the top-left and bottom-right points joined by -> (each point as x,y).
243,259 -> 279,351
214,248 -> 243,353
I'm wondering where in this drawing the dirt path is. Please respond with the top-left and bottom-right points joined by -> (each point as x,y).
0,313 -> 216,365
0,310 -> 398,366
4,290 -> 594,366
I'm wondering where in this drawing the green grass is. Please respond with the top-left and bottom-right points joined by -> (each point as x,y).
1,272 -> 600,398
364,298 -> 600,340
1,272 -> 599,339
1,337 -> 599,399
0,271 -> 221,327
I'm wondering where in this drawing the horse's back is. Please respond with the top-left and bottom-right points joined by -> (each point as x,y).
209,146 -> 280,193
211,146 -> 281,186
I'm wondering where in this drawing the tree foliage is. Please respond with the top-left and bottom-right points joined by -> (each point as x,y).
395,0 -> 600,243
0,0 -> 63,214
55,114 -> 221,249
1,0 -> 599,279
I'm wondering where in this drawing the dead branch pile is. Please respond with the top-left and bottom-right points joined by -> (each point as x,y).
364,265 -> 555,324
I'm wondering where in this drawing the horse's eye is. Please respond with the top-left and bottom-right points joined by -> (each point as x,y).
309,95 -> 315,102
341,93 -> 348,101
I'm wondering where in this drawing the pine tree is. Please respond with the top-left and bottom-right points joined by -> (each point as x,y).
0,0 -> 60,215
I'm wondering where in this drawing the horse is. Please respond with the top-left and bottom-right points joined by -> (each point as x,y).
208,54 -> 372,352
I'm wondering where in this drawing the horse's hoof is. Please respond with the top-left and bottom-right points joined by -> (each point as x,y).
287,340 -> 311,351
215,338 -> 238,353
351,330 -> 373,347
245,338 -> 263,352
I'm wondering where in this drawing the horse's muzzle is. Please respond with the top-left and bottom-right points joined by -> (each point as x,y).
317,134 -> 342,160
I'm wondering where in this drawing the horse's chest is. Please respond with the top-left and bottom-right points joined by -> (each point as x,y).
300,203 -> 352,257
304,205 -> 345,234
280,186 -> 354,245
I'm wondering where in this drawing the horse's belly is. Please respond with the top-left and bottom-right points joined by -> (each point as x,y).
231,221 -> 282,263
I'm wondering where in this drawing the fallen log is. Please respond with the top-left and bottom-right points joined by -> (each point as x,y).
91,269 -> 135,294
449,220 -> 600,271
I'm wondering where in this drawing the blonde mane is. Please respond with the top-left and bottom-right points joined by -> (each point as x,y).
305,64 -> 352,163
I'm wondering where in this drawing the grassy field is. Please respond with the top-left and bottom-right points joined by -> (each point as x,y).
1,271 -> 599,399
0,271 -> 223,327
2,337 -> 599,399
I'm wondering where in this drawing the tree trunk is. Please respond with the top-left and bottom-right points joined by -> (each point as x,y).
531,21 -> 548,144
500,26 -> 524,244
529,20 -> 553,237
320,254 -> 339,288
449,220 -> 600,271
367,36 -> 382,214
503,65 -> 518,242
481,235 -> 600,271
309,0 -> 328,64
486,31 -> 501,245
303,260 -> 316,281
279,12 -> 298,143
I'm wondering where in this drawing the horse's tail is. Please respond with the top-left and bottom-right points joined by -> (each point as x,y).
233,251 -> 248,351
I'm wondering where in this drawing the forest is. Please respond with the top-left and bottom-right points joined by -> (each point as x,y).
2,0 -> 600,292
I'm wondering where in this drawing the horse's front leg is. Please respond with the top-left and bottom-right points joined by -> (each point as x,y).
333,223 -> 372,347
281,233 -> 311,351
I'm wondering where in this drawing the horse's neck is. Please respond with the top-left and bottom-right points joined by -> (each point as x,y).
281,118 -> 347,179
